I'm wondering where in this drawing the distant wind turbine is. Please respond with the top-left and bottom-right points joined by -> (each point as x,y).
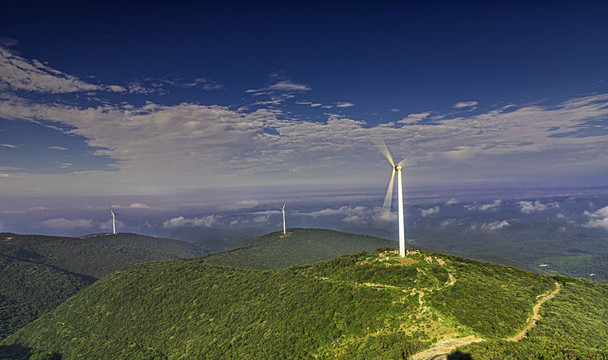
110,209 -> 117,234
282,204 -> 286,235
375,139 -> 407,257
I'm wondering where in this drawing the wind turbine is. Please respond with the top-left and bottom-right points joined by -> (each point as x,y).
375,139 -> 407,257
110,209 -> 117,234
282,204 -> 286,234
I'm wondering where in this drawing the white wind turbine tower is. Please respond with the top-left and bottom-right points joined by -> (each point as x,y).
375,139 -> 407,257
282,204 -> 286,235
110,209 -> 117,234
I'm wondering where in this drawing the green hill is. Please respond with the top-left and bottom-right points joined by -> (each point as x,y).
0,232 -> 205,341
0,254 -> 92,340
3,248 -> 606,359
201,228 -> 396,269
0,233 -> 205,279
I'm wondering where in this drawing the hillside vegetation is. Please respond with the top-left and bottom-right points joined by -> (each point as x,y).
0,254 -> 92,340
5,247 -> 604,359
0,232 -> 204,341
202,228 -> 396,270
1,233 -> 205,279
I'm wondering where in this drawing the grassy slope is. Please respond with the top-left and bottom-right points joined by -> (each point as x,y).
5,249 -> 585,359
201,228 -> 396,270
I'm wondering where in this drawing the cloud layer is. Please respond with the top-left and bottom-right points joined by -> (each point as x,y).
2,45 -> 608,197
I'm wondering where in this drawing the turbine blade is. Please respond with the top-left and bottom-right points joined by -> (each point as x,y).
373,138 -> 395,167
397,157 -> 407,167
380,169 -> 396,220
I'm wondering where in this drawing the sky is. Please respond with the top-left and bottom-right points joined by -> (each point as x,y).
1,1 -> 608,236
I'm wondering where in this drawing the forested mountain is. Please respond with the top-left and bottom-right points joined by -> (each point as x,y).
0,232 -> 205,340
201,228 -> 396,269
2,248 -> 607,359
0,233 -> 205,279
0,253 -> 92,340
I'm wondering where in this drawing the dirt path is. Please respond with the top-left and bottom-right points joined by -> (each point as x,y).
410,281 -> 562,359
507,281 -> 561,342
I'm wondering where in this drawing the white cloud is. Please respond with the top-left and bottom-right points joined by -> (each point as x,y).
584,206 -> 608,230
163,215 -> 220,228
446,198 -> 458,205
421,206 -> 440,217
472,220 -> 510,231
466,200 -> 501,212
247,80 -> 310,95
48,146 -> 68,151
129,203 -> 151,209
453,101 -> 478,109
519,200 -> 559,214
42,217 -> 92,229
253,215 -> 269,223
397,112 -> 430,125
296,205 -> 374,223
336,102 -> 354,108
1,143 -> 17,148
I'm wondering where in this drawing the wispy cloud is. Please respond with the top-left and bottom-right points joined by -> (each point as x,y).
48,146 -> 68,151
397,112 -> 430,125
126,76 -> 222,94
336,101 -> 354,108
1,143 -> 17,148
128,203 -> 152,209
295,205 -> 375,223
421,206 -> 440,217
472,220 -> 510,231
0,46 -> 124,94
247,80 -> 311,95
466,200 -> 501,212
41,217 -> 92,229
453,101 -> 478,109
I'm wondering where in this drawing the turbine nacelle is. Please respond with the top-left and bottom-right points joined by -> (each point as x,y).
394,164 -> 403,171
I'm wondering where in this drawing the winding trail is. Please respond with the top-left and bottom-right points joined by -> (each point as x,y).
507,281 -> 561,342
410,281 -> 562,360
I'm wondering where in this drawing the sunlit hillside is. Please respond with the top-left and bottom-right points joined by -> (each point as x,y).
3,248 -> 606,359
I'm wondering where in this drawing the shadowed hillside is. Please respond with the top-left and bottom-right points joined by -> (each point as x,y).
1,233 -> 205,279
0,232 -> 205,340
0,254 -> 92,340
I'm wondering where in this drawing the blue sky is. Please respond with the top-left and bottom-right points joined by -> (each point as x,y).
1,1 -> 608,235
